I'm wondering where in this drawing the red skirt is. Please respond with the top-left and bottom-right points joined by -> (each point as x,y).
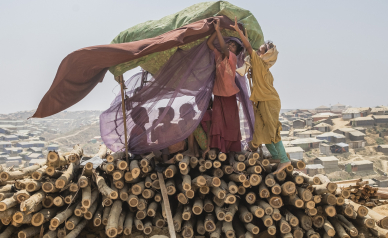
209,95 -> 242,153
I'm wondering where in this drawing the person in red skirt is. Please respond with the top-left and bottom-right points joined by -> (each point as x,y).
203,19 -> 242,158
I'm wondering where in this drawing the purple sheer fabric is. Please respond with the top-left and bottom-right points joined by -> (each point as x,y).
100,38 -> 254,154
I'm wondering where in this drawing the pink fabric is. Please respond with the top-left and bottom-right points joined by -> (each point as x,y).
200,109 -> 212,133
212,49 -> 240,97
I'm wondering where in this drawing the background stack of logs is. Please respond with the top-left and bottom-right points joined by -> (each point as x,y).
336,179 -> 388,208
0,144 -> 388,238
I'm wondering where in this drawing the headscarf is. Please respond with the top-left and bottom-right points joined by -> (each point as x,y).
260,45 -> 278,68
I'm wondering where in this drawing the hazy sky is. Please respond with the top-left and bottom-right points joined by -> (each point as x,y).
0,1 -> 387,114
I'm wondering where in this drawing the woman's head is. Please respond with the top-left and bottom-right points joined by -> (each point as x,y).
257,40 -> 274,56
228,40 -> 243,55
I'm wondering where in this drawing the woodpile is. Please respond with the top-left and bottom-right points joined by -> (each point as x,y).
336,178 -> 385,207
0,144 -> 387,238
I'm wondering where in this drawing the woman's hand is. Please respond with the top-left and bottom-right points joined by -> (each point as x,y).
213,19 -> 220,32
230,17 -> 242,33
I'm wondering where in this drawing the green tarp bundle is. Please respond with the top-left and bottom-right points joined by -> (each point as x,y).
110,1 -> 264,76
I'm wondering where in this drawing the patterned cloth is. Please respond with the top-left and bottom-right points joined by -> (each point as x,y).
193,125 -> 208,150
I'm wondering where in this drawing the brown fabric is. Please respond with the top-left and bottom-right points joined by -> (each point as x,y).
209,95 -> 242,153
31,16 -> 240,118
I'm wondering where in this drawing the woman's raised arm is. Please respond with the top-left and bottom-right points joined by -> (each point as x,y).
230,17 -> 253,55
207,31 -> 217,51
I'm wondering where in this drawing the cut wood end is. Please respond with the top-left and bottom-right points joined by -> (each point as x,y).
128,199 -> 138,207
18,232 -> 27,238
264,219 -> 273,227
50,218 -> 59,228
295,199 -> 304,208
144,227 -> 152,235
94,219 -> 101,227
212,177 -> 221,187
13,212 -> 24,223
381,217 -> 388,229
82,200 -> 90,208
226,195 -> 236,204
47,151 -> 59,162
69,184 -> 79,192
215,152 -> 223,160
74,209 -> 82,217
107,164 -> 115,172
186,190 -> 194,199
55,180 -> 65,189
26,183 -> 36,192
85,162 -> 93,170
43,197 -> 54,207
84,212 -> 93,220
66,222 -> 75,230
327,229 -> 336,237
272,186 -> 281,195
358,206 -> 368,217
32,213 -> 43,226
118,161 -> 128,170
224,215 -> 232,222
107,228 -> 118,238
313,177 -> 321,184
0,203 -> 7,211
365,218 -> 375,228
109,192 -> 118,200
46,167 -> 55,176
0,172 -> 9,181
175,153 -> 184,161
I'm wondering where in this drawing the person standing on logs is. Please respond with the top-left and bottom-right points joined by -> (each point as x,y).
230,17 -> 291,174
204,19 -> 243,158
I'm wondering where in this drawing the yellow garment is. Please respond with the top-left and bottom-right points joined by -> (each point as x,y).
249,47 -> 280,102
249,46 -> 282,146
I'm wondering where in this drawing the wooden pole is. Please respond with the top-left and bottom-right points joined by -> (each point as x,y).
118,75 -> 129,162
158,172 -> 177,238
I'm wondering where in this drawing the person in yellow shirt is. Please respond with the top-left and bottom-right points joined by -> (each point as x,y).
231,17 -> 290,174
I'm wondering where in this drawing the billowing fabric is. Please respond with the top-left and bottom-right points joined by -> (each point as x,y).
251,100 -> 282,145
212,49 -> 240,97
249,49 -> 280,102
110,1 -> 264,76
210,95 -> 242,153
31,16 -> 242,119
194,109 -> 212,150
100,39 -> 254,154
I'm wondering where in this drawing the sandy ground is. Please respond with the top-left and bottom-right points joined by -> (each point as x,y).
331,117 -> 351,131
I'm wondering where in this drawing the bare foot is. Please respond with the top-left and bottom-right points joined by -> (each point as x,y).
273,161 -> 291,174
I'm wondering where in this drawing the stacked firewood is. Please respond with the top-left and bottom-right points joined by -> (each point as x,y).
0,144 -> 388,238
337,179 -> 384,207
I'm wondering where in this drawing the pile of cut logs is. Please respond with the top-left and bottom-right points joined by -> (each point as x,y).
336,179 -> 384,208
0,144 -> 388,238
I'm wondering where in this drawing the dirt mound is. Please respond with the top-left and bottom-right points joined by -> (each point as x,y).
327,170 -> 352,181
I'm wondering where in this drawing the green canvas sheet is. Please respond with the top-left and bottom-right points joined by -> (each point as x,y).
109,1 -> 264,77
